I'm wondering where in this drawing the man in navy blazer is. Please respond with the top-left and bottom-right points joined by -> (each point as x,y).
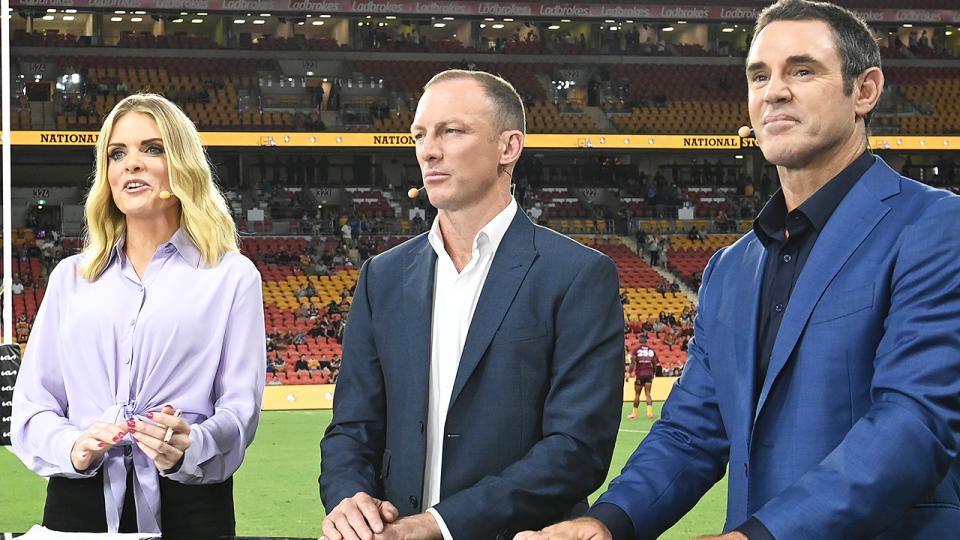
319,70 -> 624,540
518,1 -> 960,539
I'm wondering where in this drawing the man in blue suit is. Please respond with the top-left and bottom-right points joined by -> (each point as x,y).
517,1 -> 960,539
319,70 -> 624,540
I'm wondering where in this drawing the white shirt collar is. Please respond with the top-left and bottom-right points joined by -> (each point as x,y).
428,198 -> 518,264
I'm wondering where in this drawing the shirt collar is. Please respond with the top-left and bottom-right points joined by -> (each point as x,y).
754,150 -> 874,247
428,198 -> 518,261
108,228 -> 202,268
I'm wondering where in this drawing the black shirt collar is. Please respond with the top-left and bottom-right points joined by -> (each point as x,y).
754,150 -> 875,247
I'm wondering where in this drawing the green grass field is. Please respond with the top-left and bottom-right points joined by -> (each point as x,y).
1,403 -> 728,537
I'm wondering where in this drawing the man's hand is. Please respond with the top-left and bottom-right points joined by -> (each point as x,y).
322,491 -> 399,540
372,512 -> 443,540
695,533 -> 748,540
514,517 -> 612,540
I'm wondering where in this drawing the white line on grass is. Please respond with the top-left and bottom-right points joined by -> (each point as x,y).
619,429 -> 649,433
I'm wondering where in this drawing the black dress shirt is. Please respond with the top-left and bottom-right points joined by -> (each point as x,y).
587,151 -> 876,540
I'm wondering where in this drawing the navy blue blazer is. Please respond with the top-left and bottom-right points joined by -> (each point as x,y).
597,157 -> 960,538
321,210 -> 625,539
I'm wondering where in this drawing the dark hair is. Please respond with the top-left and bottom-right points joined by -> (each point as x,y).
424,69 -> 526,135
754,0 -> 881,124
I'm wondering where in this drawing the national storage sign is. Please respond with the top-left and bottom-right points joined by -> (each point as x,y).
6,131 -> 956,151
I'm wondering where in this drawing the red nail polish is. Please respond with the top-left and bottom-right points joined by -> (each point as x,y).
127,420 -> 135,427
112,436 -> 119,442
98,442 -> 104,447
129,428 -> 136,433
145,412 -> 153,419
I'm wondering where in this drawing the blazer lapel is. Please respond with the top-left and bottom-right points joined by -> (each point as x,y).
403,238 -> 437,385
449,212 -> 537,407
755,161 -> 898,417
733,237 -> 766,434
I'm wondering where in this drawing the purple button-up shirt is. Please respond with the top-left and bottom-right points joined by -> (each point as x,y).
12,229 -> 266,532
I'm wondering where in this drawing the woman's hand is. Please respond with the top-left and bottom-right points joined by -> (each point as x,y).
71,422 -> 129,472
129,404 -> 192,472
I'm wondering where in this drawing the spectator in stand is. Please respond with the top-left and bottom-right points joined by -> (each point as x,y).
266,374 -> 282,386
10,274 -> 24,295
656,279 -> 669,298
295,354 -> 310,373
308,356 -> 320,372
662,328 -> 678,351
670,282 -> 681,297
647,235 -> 660,266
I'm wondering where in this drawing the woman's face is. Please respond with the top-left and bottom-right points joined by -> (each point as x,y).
106,112 -> 178,220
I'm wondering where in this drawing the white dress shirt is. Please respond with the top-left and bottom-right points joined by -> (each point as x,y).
423,199 -> 517,539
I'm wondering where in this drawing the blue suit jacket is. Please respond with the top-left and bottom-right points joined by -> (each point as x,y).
597,157 -> 960,539
320,210 -> 625,539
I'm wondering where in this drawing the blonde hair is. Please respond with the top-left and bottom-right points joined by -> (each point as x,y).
81,93 -> 237,281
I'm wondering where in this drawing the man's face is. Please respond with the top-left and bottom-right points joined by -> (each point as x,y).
746,19 -> 861,169
411,78 -> 506,212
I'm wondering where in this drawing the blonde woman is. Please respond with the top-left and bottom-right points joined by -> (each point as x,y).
12,94 -> 266,535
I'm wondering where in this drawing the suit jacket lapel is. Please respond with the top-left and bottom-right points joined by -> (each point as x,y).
755,161 -> 898,417
403,238 -> 437,386
734,237 -> 766,434
449,211 -> 537,408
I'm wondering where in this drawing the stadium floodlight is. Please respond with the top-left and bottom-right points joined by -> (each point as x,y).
253,19 -> 266,24
191,18 -> 203,23
234,19 -> 246,24
492,24 -> 504,29
45,8 -> 55,12
41,14 -> 53,20
110,16 -> 121,21
65,9 -> 76,13
171,18 -> 183,23
548,25 -> 559,30
504,18 -> 513,21
721,27 -> 734,33
131,17 -> 142,22
386,16 -> 396,20
312,20 -> 323,25
63,15 -> 74,20
442,16 -> 454,20
433,23 -> 445,28
114,10 -> 125,14
663,26 -> 674,32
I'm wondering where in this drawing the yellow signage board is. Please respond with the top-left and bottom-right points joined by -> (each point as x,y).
7,131 -> 957,151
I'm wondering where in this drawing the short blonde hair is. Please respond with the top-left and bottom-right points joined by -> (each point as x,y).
81,93 -> 237,281
424,69 -> 526,135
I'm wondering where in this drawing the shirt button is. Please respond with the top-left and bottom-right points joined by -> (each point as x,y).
129,319 -> 136,326
419,421 -> 424,434
782,254 -> 792,263
409,495 -> 419,509
775,303 -> 784,313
